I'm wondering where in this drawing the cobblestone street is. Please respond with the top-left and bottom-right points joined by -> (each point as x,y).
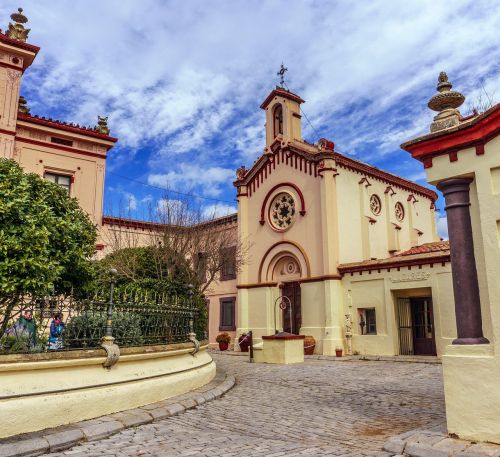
48,354 -> 445,457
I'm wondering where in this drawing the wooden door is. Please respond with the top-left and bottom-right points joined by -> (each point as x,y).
282,282 -> 301,334
410,297 -> 437,356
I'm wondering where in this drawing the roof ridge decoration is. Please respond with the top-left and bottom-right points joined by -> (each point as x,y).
17,112 -> 118,142
428,72 -> 465,133
5,7 -> 30,42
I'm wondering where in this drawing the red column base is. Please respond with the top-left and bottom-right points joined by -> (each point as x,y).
453,337 -> 490,345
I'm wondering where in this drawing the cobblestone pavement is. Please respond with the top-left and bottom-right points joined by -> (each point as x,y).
47,354 -> 445,457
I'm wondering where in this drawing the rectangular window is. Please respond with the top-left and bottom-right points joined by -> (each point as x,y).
44,172 -> 72,193
219,297 -> 236,331
358,308 -> 377,335
365,308 -> 377,334
51,137 -> 73,147
220,246 -> 236,281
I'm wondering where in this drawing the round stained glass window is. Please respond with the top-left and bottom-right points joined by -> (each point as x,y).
370,194 -> 382,215
270,192 -> 296,230
395,202 -> 405,221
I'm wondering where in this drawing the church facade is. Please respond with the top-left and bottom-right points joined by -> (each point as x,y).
0,8 -> 459,358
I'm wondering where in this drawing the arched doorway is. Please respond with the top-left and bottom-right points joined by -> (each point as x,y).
273,256 -> 302,335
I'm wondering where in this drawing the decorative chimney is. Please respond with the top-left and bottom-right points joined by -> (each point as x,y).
428,72 -> 465,133
6,8 -> 30,42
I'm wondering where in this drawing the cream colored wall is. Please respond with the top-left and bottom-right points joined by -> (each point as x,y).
335,169 -> 438,264
0,344 -> 215,438
424,134 -> 500,442
16,138 -> 107,225
341,263 -> 454,356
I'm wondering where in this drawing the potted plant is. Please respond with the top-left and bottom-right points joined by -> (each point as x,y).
335,346 -> 343,358
216,332 -> 231,351
303,335 -> 316,355
238,333 -> 250,352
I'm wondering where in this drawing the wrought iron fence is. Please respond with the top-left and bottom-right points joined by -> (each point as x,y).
0,290 -> 199,354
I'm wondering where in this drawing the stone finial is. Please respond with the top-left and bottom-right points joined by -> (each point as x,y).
95,115 -> 110,135
18,95 -> 30,114
428,72 -> 465,132
236,165 -> 247,180
6,8 -> 30,42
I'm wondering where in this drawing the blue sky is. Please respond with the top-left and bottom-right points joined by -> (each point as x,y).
4,0 -> 500,238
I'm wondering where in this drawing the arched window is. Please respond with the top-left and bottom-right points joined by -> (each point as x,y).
273,104 -> 283,137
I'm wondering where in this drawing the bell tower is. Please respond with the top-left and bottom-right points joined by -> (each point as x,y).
260,67 -> 305,149
0,8 -> 39,158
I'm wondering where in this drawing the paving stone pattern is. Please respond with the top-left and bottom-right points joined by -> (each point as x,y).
45,354 -> 446,457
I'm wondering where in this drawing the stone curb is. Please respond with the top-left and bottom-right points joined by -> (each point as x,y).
0,370 -> 235,457
209,349 -> 441,364
384,426 -> 500,457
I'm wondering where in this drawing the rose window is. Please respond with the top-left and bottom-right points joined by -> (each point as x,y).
270,193 -> 296,230
395,202 -> 405,221
370,194 -> 382,215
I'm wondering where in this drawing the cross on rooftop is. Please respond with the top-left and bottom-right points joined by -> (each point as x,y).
277,63 -> 288,87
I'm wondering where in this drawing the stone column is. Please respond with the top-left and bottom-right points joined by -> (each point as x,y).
437,178 -> 489,345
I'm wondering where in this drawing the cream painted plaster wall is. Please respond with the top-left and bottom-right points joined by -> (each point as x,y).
335,169 -> 438,264
17,141 -> 106,225
424,134 -> 500,443
341,263 -> 454,356
0,345 -> 215,438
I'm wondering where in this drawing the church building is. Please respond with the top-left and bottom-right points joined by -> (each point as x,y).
229,85 -> 454,356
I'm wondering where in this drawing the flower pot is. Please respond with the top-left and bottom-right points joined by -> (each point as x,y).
218,342 -> 229,351
335,349 -> 343,358
304,344 -> 315,355
238,335 -> 250,352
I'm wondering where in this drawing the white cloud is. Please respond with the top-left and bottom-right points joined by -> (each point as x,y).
4,0 -> 498,202
148,164 -> 235,198
202,204 -> 237,219
436,215 -> 449,240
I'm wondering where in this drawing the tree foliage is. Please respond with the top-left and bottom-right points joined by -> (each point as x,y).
0,158 -> 97,300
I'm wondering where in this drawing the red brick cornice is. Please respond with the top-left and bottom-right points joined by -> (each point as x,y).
260,88 -> 305,109
0,33 -> 40,54
234,142 -> 437,202
18,113 -> 118,143
338,253 -> 450,274
401,104 -> 500,168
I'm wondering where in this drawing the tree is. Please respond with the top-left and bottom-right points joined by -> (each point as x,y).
0,159 -> 97,336
102,193 -> 246,294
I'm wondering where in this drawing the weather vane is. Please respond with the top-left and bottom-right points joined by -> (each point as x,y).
277,63 -> 288,87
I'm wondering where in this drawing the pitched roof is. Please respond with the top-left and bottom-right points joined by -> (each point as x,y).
235,140 -> 438,202
337,241 -> 450,274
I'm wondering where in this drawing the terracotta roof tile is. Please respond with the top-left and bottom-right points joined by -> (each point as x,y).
338,241 -> 450,274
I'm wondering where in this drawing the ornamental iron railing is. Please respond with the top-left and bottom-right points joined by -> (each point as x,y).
0,290 -> 200,354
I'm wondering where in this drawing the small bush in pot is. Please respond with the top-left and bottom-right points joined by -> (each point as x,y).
303,335 -> 316,355
335,346 -> 343,357
216,332 -> 231,351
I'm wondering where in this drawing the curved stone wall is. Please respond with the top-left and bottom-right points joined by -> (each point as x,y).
0,343 -> 215,438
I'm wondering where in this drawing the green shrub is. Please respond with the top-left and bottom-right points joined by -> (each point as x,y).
64,311 -> 144,348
